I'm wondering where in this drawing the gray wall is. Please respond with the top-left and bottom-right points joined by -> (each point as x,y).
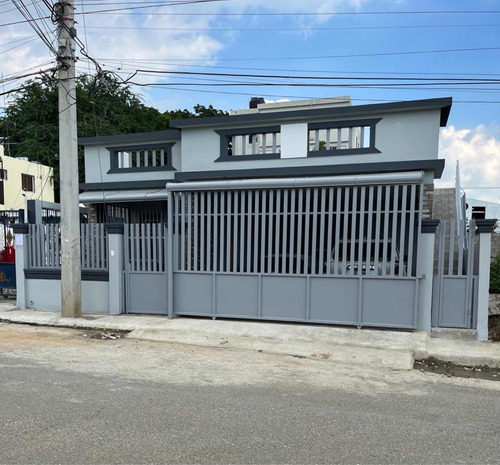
181,109 -> 441,172
84,140 -> 181,184
25,279 -> 109,313
83,109 -> 442,184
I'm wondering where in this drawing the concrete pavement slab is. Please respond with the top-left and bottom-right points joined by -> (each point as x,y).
1,302 -> 499,369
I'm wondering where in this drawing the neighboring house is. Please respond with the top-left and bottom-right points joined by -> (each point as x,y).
14,96 -> 498,341
0,145 -> 54,210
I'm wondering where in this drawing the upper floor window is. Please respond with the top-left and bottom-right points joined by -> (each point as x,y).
21,173 -> 35,192
107,144 -> 175,173
216,126 -> 281,162
0,169 -> 7,181
308,118 -> 381,156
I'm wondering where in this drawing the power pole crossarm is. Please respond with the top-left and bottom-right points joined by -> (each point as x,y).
56,0 -> 81,317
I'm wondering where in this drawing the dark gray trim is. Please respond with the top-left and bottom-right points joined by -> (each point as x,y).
215,126 -> 281,162
105,223 -> 124,234
308,147 -> 381,157
308,118 -> 381,131
79,130 -> 180,146
421,219 -> 440,234
475,219 -> 497,233
215,126 -> 281,137
107,166 -> 176,174
107,143 -> 175,174
170,97 -> 452,129
175,159 -> 446,182
25,268 -> 109,281
215,153 -> 281,163
80,179 -> 171,191
12,223 -> 28,234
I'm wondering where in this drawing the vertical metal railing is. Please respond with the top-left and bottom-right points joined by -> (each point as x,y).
28,223 -> 108,269
173,183 -> 422,278
124,223 -> 165,273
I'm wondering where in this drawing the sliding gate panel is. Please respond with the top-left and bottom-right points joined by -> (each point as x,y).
124,223 -> 167,314
172,183 -> 423,328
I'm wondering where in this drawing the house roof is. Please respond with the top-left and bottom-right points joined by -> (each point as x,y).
78,129 -> 181,146
170,97 -> 452,129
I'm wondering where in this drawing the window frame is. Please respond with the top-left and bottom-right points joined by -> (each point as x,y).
307,118 -> 382,157
21,173 -> 35,192
215,126 -> 281,162
107,143 -> 176,174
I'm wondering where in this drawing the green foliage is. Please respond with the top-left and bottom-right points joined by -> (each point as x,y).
491,253 -> 500,294
164,104 -> 228,122
0,73 -> 169,200
0,73 -> 227,201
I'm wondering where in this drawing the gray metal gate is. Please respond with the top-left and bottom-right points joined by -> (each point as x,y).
170,179 -> 423,328
124,223 -> 167,314
432,219 -> 477,328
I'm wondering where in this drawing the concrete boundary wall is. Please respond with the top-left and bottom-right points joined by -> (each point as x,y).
24,279 -> 109,313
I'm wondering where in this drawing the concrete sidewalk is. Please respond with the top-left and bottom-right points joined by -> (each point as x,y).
1,302 -> 499,370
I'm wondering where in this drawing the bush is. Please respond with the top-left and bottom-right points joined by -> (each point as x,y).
491,253 -> 500,293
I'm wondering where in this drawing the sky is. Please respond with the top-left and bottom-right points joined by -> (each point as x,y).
0,0 -> 499,206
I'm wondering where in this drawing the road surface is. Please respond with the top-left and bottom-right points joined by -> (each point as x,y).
0,322 -> 498,464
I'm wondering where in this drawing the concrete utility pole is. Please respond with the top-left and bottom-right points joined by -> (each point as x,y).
56,0 -> 81,317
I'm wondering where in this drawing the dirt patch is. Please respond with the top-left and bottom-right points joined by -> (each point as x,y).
489,315 -> 500,342
82,329 -> 130,340
415,357 -> 500,381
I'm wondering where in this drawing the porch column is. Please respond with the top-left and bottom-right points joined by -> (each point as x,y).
13,223 -> 29,308
475,219 -> 496,341
417,219 -> 439,334
106,224 -> 125,315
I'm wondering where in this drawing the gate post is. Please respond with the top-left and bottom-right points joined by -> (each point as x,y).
13,223 -> 29,308
475,219 -> 497,341
166,190 -> 174,319
105,224 -> 125,315
417,219 -> 439,334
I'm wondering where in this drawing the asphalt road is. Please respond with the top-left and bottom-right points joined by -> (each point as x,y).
0,323 -> 499,464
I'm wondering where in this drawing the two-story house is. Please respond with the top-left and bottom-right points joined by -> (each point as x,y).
74,96 -> 458,330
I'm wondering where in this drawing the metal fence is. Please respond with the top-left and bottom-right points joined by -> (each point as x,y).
172,184 -> 422,278
124,223 -> 166,273
433,219 -> 477,328
28,223 -> 108,270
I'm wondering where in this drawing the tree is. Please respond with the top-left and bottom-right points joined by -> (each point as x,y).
164,104 -> 228,122
0,73 -> 228,201
0,73 -> 169,200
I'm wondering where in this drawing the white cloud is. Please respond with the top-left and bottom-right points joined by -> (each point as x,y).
437,125 -> 500,203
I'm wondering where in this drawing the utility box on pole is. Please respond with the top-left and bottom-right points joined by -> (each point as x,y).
56,0 -> 81,317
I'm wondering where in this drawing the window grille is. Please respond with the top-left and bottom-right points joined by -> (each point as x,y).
216,126 -> 281,161
308,119 -> 381,156
108,144 -> 175,172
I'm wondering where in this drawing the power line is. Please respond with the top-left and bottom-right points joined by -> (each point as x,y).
0,36 -> 38,54
114,82 -> 500,104
96,46 -> 500,63
10,0 -> 56,53
0,35 -> 36,47
94,58 -> 500,78
73,6 -> 500,16
126,68 -> 500,83
85,24 -> 500,32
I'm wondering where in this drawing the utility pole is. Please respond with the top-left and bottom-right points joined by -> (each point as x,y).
56,0 -> 81,317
